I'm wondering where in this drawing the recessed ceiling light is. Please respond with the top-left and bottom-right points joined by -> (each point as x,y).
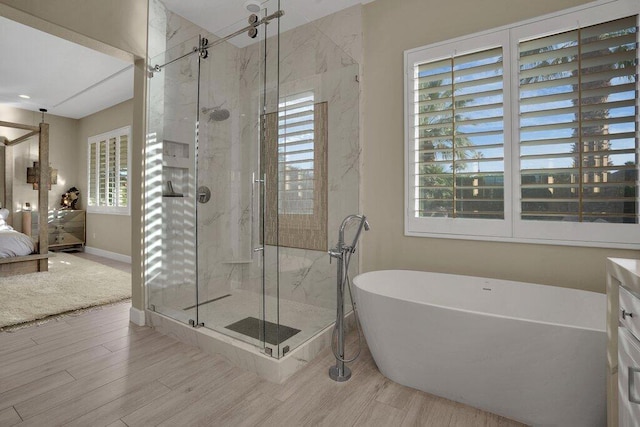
18,94 -> 30,99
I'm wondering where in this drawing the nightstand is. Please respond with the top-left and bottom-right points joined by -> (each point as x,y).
32,209 -> 86,251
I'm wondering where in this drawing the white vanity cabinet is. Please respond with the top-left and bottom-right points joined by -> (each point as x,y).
619,327 -> 640,426
607,258 -> 640,427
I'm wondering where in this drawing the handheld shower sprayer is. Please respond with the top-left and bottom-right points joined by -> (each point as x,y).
329,214 -> 370,382
349,215 -> 370,253
336,214 -> 370,254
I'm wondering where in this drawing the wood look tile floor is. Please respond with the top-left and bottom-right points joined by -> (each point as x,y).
0,300 -> 527,426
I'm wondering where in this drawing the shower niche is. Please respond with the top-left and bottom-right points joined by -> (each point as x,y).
162,140 -> 189,201
144,0 -> 362,381
162,140 -> 190,170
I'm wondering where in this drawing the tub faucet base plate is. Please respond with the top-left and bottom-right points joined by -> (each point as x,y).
329,365 -> 351,382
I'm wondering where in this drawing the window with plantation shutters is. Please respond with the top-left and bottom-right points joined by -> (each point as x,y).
263,92 -> 328,251
405,30 -> 511,238
410,47 -> 505,220
405,0 -> 640,248
518,16 -> 637,224
278,92 -> 316,215
87,126 -> 131,215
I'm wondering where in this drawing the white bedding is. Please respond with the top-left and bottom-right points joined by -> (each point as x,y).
0,229 -> 35,258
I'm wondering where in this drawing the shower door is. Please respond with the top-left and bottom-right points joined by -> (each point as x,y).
195,8 -> 280,353
145,2 -> 282,355
145,38 -> 200,325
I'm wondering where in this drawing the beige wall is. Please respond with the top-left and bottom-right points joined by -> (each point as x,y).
0,106 -> 79,232
78,100 -> 133,257
361,0 -> 639,294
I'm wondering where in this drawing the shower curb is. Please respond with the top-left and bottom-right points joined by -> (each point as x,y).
146,309 -> 355,384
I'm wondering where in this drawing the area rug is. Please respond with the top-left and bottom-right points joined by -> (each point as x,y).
0,253 -> 131,328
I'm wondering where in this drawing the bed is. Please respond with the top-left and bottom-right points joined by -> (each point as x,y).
0,120 -> 50,276
0,230 -> 35,257
0,209 -> 35,258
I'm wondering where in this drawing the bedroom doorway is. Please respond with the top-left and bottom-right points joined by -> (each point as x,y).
0,7 -> 139,328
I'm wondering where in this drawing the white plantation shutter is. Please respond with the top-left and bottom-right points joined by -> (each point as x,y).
88,142 -> 97,206
87,126 -> 131,214
263,92 -> 328,251
278,92 -> 315,215
519,16 -> 638,224
108,137 -> 117,206
410,47 -> 505,220
98,139 -> 107,206
119,134 -> 129,208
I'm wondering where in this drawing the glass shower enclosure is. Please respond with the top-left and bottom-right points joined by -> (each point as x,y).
144,0 -> 361,360
145,4 -> 281,355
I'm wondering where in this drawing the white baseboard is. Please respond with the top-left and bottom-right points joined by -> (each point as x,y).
129,306 -> 146,326
84,246 -> 131,264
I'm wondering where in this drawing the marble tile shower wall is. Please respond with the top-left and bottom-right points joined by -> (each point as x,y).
148,3 -> 201,308
148,0 -> 362,315
198,37 -> 258,303
147,0 -> 199,310
149,1 -> 251,307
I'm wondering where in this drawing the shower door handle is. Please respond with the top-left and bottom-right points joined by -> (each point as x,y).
251,173 -> 266,259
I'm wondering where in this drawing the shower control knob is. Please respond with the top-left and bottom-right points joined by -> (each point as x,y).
198,186 -> 211,204
328,248 -> 342,263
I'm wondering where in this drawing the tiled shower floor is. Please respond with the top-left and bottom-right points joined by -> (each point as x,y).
182,289 -> 336,353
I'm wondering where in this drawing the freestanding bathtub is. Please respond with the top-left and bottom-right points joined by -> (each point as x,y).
352,270 -> 606,427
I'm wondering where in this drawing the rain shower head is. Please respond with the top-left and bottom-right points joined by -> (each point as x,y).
201,106 -> 230,122
244,0 -> 262,12
209,108 -> 230,122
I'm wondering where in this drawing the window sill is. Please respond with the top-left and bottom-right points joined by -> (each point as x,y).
404,229 -> 640,250
87,207 -> 130,216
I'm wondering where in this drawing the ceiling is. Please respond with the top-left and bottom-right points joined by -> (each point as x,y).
0,0 -> 372,120
0,16 -> 133,120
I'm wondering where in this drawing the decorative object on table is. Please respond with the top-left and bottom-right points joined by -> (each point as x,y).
60,187 -> 80,209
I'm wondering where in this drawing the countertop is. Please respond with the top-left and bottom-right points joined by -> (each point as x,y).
607,258 -> 640,293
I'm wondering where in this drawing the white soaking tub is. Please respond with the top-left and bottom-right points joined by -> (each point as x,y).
352,270 -> 606,427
